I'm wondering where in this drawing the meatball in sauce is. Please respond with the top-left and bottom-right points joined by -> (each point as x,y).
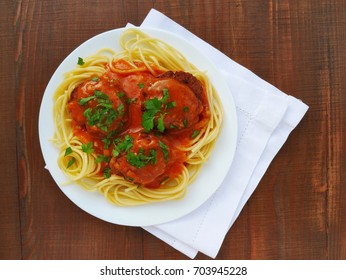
67,60 -> 209,188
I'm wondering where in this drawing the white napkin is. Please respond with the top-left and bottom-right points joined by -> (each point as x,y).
138,9 -> 309,258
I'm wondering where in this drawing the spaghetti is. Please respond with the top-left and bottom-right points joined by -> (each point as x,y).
52,28 -> 223,206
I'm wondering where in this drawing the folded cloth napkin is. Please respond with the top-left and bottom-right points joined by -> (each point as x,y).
138,9 -> 309,258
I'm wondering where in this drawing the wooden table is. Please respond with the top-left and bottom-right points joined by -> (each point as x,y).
1,0 -> 345,260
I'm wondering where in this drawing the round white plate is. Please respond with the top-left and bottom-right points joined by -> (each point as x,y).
39,27 -> 237,226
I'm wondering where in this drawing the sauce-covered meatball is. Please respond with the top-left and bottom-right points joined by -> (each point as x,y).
144,75 -> 203,131
109,132 -> 168,187
68,78 -> 128,138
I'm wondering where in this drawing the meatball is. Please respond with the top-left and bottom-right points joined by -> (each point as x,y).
109,132 -> 168,187
157,71 -> 203,100
68,79 -> 128,138
145,77 -> 203,130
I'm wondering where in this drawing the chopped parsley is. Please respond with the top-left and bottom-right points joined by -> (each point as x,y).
117,92 -> 125,99
144,96 -> 162,111
138,82 -> 144,89
161,88 -> 169,102
141,88 -> 176,133
117,103 -> 124,116
102,138 -> 111,149
77,57 -> 85,66
81,142 -> 94,154
103,167 -> 111,179
159,140 -> 169,161
78,96 -> 96,106
126,148 -> 157,168
112,135 -> 134,157
90,76 -> 99,82
78,90 -> 110,106
157,114 -> 165,133
64,147 -> 74,168
64,147 -> 72,156
66,158 -> 75,169
165,101 -> 176,109
142,109 -> 158,132
191,130 -> 200,139
101,130 -> 118,149
126,97 -> 137,104
183,119 -> 188,128
79,90 -> 124,132
95,154 -> 110,164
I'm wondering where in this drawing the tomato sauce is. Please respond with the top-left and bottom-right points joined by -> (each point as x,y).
67,59 -> 210,188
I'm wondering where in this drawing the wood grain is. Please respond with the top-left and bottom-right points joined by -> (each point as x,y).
1,0 -> 345,259
0,0 -> 21,260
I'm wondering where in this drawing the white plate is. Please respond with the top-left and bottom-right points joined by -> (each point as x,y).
39,27 -> 237,226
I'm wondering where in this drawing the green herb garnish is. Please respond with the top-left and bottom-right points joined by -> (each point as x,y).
142,110 -> 158,132
78,96 -> 97,106
159,140 -> 169,161
103,167 -> 111,178
183,119 -> 188,128
67,158 -> 75,169
81,142 -> 94,154
191,130 -> 200,139
141,88 -> 176,132
117,104 -> 124,116
64,147 -> 74,168
157,114 -> 165,133
166,101 -> 176,109
126,97 -> 137,104
112,135 -> 134,157
90,76 -> 99,82
95,155 -> 110,164
126,148 -> 157,168
80,90 -> 122,132
64,147 -> 72,156
117,92 -> 125,99
161,88 -> 169,102
77,57 -> 85,66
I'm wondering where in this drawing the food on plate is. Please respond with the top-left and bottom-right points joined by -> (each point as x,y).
52,28 -> 223,206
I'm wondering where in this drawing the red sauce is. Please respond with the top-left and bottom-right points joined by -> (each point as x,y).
67,59 -> 210,188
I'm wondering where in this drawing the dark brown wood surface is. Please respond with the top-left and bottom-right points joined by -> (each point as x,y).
1,0 -> 345,260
